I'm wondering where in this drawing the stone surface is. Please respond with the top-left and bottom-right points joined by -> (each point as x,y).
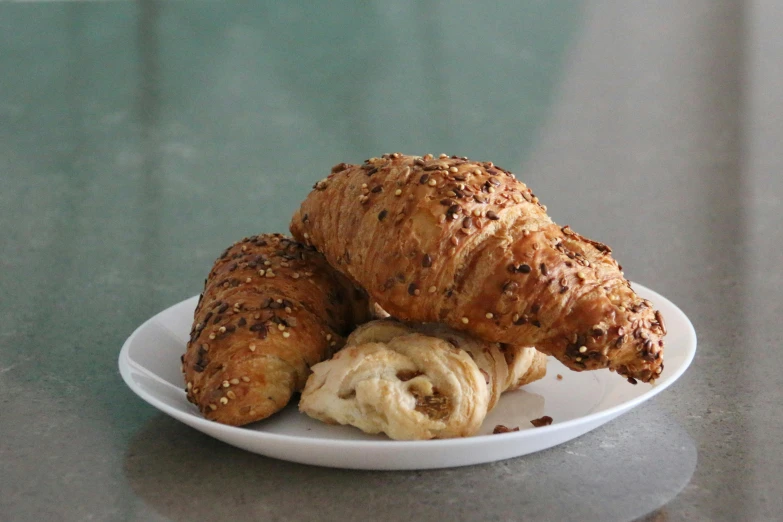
1,1 -> 780,520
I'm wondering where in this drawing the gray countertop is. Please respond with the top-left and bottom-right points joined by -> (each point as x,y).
1,1 -> 781,521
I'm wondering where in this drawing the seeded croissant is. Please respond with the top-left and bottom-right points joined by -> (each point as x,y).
182,234 -> 370,426
290,154 -> 666,383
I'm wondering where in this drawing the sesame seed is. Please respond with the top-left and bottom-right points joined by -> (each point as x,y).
474,169 -> 481,175
222,380 -> 230,388
655,310 -> 667,335
282,331 -> 290,338
428,285 -> 437,293
258,269 -> 265,276
245,277 -> 252,283
242,376 -> 250,382
249,344 -> 256,352
326,334 -> 332,341
575,357 -> 582,362
438,214 -> 447,223
208,404 -> 217,411
449,166 -> 458,173
264,260 -> 272,266
303,233 -> 309,239
209,333 -> 216,340
486,312 -> 494,319
226,391 -> 236,400
577,271 -> 587,280
394,189 -> 402,196
220,397 -> 229,405
187,381 -> 193,390
439,153 -> 448,159
512,314 -> 520,322
461,317 -> 469,324
361,183 -> 368,188
277,324 -> 286,331
330,341 -> 337,347
579,346 -> 587,353
450,236 -> 459,246
428,179 -> 437,187
276,299 -> 283,304
285,306 -> 292,313
230,378 -> 240,385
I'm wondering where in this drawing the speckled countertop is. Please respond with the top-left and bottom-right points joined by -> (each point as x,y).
1,1 -> 781,521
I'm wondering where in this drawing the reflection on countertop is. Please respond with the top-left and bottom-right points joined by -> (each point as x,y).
125,407 -> 696,522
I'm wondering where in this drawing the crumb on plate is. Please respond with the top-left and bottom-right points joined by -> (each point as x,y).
530,415 -> 553,428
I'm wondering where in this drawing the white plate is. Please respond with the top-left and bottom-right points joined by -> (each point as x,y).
119,282 -> 696,470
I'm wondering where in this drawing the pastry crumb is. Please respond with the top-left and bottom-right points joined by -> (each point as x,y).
493,424 -> 520,434
530,415 -> 553,428
556,374 -> 563,380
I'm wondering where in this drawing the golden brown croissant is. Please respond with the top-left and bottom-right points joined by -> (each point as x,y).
182,234 -> 370,426
290,153 -> 666,383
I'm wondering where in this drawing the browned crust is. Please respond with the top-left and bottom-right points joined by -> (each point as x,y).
290,154 -> 665,383
182,233 -> 369,425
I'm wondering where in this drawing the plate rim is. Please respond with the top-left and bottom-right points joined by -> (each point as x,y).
119,281 -> 697,450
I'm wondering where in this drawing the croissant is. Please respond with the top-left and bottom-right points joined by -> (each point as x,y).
182,234 -> 370,426
291,153 -> 666,383
300,320 -> 509,440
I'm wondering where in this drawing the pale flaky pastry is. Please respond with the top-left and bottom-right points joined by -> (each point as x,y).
299,319 -> 547,439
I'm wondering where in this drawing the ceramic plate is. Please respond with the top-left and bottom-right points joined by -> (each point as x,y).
119,282 -> 696,470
